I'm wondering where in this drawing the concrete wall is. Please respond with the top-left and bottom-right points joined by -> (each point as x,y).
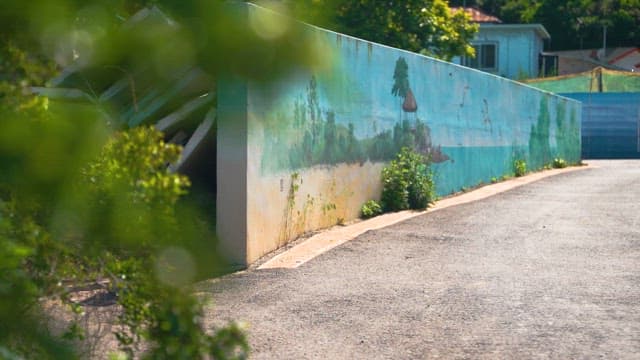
217,4 -> 582,265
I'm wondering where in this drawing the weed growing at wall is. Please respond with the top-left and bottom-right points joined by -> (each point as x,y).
514,159 -> 527,177
360,200 -> 383,219
280,172 -> 301,245
381,147 -> 435,212
552,158 -> 567,168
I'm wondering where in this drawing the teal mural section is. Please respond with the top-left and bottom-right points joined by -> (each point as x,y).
247,24 -> 581,196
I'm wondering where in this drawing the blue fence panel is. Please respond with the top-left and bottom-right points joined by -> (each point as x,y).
561,93 -> 640,159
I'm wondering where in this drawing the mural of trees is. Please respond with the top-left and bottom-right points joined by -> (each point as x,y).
528,97 -> 552,169
392,57 -> 410,99
392,57 -> 418,116
554,103 -> 581,163
261,58 -> 450,173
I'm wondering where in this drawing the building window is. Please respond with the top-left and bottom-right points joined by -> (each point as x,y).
464,43 -> 498,71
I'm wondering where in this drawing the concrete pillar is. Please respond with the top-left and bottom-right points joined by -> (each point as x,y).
217,76 -> 248,267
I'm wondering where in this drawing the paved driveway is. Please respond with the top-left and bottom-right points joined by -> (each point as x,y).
201,160 -> 640,359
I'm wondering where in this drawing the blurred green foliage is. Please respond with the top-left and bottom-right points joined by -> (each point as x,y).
0,0 -> 318,358
0,0 -> 477,357
0,111 -> 249,358
84,126 -> 190,229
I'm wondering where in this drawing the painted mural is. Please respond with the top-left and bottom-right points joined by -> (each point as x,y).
259,56 -> 449,175
255,32 -> 581,196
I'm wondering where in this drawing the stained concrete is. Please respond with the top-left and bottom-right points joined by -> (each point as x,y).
201,160 -> 640,359
259,165 -> 588,269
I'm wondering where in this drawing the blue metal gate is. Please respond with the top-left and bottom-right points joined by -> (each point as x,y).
561,93 -> 640,159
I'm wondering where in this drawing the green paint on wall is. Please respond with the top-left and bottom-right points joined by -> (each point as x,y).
528,97 -> 552,169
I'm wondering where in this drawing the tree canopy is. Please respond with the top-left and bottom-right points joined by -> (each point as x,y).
290,0 -> 479,61
449,0 -> 640,51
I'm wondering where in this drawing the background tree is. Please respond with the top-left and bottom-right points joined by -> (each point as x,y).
290,0 -> 479,61
449,0 -> 640,51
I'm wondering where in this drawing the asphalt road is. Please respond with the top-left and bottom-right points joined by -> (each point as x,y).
201,160 -> 640,359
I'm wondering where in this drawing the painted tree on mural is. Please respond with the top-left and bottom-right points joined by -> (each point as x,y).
324,111 -> 338,163
307,76 -> 323,148
293,95 -> 307,130
268,76 -> 372,170
567,110 -> 581,162
554,102 -> 569,160
346,123 -> 364,163
391,57 -> 418,117
414,119 -> 433,154
529,97 -> 552,169
554,103 -> 581,163
262,72 -> 450,172
392,57 -> 410,99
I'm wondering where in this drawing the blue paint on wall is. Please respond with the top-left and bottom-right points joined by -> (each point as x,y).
234,4 -> 581,196
561,93 -> 640,159
434,146 -> 519,195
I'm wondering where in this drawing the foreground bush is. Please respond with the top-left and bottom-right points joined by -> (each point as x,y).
0,118 -> 248,358
381,147 -> 435,212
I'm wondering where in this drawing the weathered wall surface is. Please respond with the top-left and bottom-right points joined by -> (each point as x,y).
218,4 -> 582,265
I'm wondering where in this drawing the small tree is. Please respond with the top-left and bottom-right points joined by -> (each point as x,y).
381,147 -> 435,212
